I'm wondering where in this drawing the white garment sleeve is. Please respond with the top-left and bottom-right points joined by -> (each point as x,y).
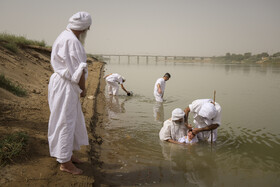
159,120 -> 172,141
71,62 -> 87,83
212,108 -> 222,126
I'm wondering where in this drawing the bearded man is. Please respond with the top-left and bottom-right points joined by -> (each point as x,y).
159,108 -> 188,144
48,12 -> 92,175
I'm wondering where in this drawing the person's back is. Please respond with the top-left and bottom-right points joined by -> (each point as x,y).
106,73 -> 123,84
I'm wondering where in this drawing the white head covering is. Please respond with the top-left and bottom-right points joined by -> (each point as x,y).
67,12 -> 92,31
171,108 -> 185,121
198,103 -> 217,120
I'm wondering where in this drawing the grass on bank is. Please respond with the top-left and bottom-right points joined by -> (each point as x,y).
0,74 -> 27,97
0,131 -> 29,167
0,32 -> 47,53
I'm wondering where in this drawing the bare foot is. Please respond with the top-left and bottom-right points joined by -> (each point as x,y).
60,161 -> 83,175
71,155 -> 83,164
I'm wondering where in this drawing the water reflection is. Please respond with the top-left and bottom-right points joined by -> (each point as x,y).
222,63 -> 280,75
153,102 -> 164,123
160,141 -> 218,186
107,95 -> 133,115
96,61 -> 280,186
107,95 -> 125,114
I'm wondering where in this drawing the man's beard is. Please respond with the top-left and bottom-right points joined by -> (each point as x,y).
79,30 -> 87,46
174,120 -> 184,126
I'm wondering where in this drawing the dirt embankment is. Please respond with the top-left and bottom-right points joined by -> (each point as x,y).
0,43 -> 105,186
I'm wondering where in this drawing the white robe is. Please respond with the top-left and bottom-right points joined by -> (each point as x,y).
178,135 -> 199,144
106,73 -> 124,95
48,29 -> 89,163
189,99 -> 222,142
154,78 -> 166,102
159,119 -> 188,142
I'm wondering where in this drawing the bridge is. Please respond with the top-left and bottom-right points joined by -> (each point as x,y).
93,54 -> 212,63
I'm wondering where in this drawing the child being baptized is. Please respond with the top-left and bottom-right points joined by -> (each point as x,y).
178,129 -> 198,144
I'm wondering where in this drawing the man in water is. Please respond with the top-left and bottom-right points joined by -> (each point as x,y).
159,108 -> 188,144
104,73 -> 131,96
48,12 -> 92,175
184,99 -> 222,142
153,73 -> 171,102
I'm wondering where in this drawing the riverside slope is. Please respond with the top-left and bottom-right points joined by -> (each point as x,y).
0,43 -> 104,186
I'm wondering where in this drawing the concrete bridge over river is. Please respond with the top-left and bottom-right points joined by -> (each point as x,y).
93,54 -> 212,63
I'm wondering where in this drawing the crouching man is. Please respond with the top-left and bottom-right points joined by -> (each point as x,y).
184,99 -> 222,142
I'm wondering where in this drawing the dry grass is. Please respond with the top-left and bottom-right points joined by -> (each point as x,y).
0,32 -> 47,53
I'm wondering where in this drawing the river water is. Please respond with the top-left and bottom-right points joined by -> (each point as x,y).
93,57 -> 280,186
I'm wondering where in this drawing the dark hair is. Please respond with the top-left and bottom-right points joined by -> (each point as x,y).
164,73 -> 171,78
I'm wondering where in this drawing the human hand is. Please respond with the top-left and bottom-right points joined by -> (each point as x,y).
186,123 -> 193,129
192,128 -> 200,135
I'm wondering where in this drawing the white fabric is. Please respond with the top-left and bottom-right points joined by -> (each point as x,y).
67,12 -> 92,31
198,103 -> 217,120
178,135 -> 198,144
107,81 -> 119,95
189,99 -> 222,142
154,78 -> 166,102
56,156 -> 72,164
106,73 -> 124,95
48,29 -> 89,163
106,73 -> 124,84
155,94 -> 163,102
171,108 -> 185,121
159,119 -> 188,142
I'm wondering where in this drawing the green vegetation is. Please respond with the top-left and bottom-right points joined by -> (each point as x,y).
0,32 -> 47,53
213,52 -> 280,63
0,131 -> 29,166
0,74 -> 27,97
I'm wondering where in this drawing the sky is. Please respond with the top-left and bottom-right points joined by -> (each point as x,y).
1,0 -> 280,56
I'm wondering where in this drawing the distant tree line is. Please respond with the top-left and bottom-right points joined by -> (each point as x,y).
213,52 -> 280,63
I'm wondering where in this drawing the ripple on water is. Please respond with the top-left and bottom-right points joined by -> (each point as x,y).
216,126 -> 280,171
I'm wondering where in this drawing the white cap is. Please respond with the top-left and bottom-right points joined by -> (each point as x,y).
171,108 -> 185,121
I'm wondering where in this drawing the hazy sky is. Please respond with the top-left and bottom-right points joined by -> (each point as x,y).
1,0 -> 280,56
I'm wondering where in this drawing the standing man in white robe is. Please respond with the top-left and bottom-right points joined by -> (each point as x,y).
184,99 -> 222,142
159,108 -> 188,144
154,73 -> 171,102
104,73 -> 130,96
48,12 -> 92,175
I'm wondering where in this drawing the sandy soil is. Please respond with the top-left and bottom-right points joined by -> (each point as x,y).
0,43 -> 105,186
